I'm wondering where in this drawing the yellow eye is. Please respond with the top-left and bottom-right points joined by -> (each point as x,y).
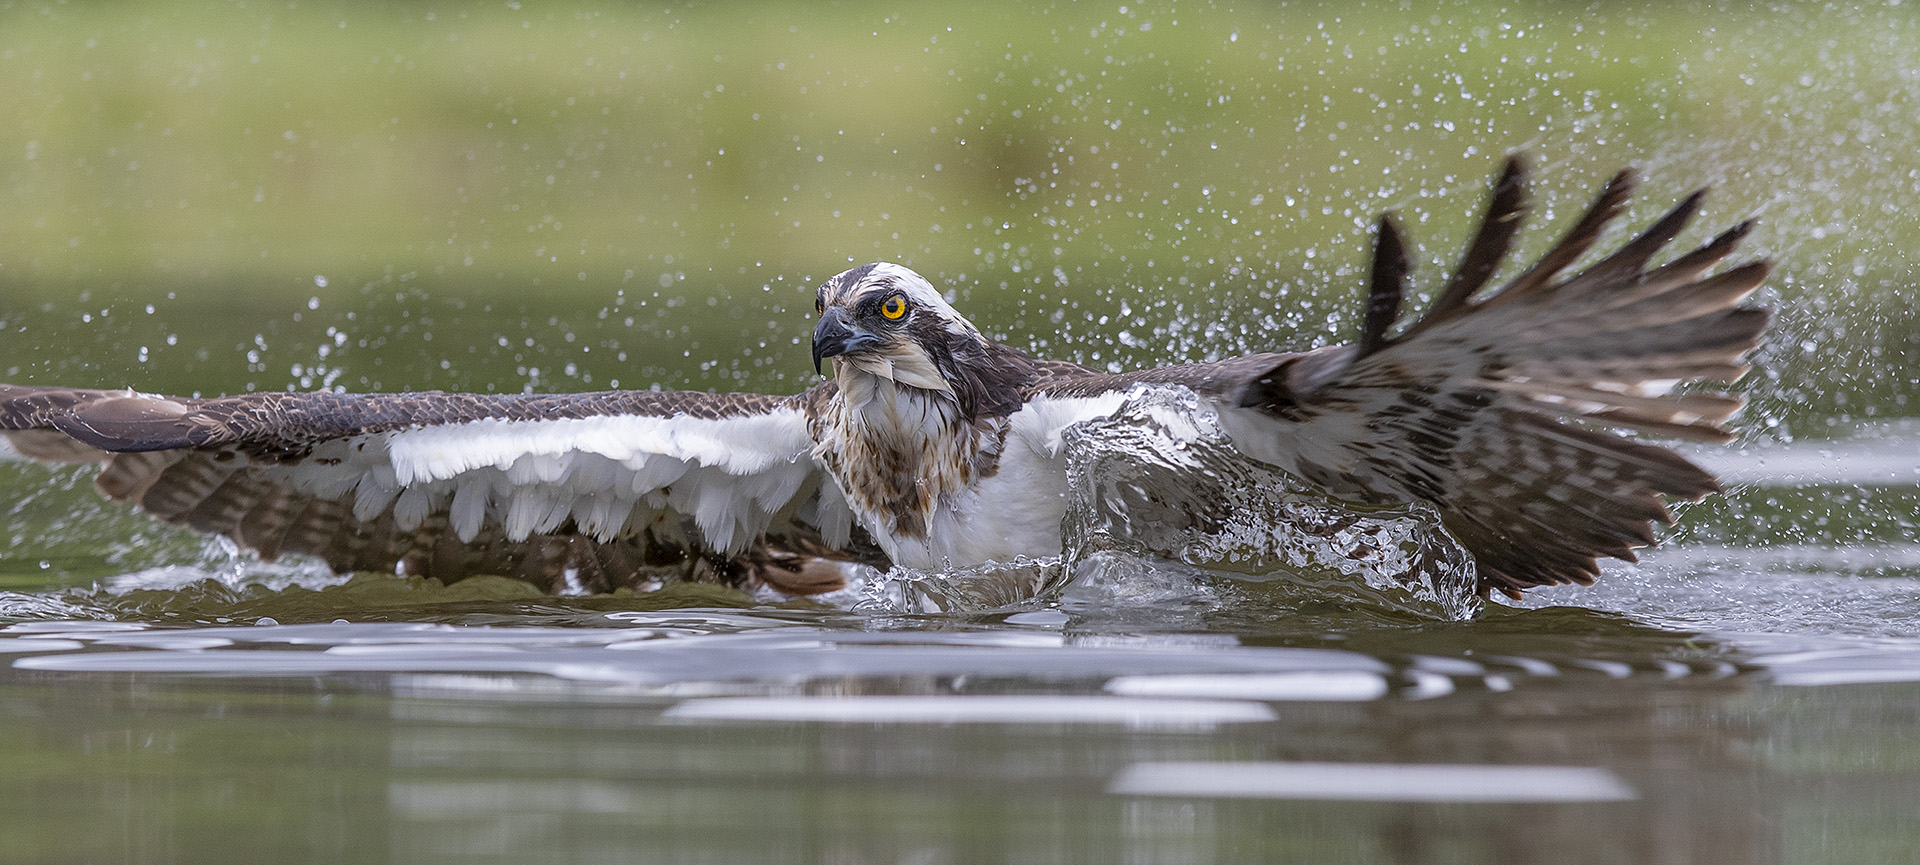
880,295 -> 908,320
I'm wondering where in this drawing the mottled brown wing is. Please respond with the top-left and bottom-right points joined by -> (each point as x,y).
1028,156 -> 1768,598
0,384 -> 876,593
1236,157 -> 1767,597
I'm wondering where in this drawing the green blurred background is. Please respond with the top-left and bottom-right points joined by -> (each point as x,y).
0,0 -> 1914,428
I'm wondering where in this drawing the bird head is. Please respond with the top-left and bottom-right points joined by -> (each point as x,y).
809,262 -> 987,393
810,262 -> 1037,418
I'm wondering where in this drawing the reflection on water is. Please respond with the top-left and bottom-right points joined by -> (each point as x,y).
1,605 -> 1917,863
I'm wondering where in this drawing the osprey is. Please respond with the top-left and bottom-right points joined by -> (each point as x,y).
0,158 -> 1769,599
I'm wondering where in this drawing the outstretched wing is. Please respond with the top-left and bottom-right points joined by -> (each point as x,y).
1034,156 -> 1768,597
0,385 -> 867,593
1234,157 -> 1767,596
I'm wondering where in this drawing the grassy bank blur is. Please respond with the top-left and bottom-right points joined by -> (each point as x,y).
1,2 -> 1913,287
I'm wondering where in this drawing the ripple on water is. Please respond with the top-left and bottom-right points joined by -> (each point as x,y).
2,609 -> 1757,721
1513,543 -> 1920,639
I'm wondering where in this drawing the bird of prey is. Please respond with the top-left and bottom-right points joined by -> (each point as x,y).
0,157 -> 1769,600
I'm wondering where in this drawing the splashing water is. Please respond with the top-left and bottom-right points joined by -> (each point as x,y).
863,387 -> 1480,620
858,557 -> 1068,615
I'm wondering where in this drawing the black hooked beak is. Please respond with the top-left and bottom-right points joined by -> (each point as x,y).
811,307 -> 882,374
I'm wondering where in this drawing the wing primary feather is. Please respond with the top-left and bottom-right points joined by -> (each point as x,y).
1570,189 -> 1706,290
1357,214 -> 1408,359
1641,221 -> 1755,289
177,470 -> 264,535
257,496 -> 316,563
95,451 -> 182,503
1590,262 -> 1771,326
1410,154 -> 1529,335
1488,168 -> 1636,306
